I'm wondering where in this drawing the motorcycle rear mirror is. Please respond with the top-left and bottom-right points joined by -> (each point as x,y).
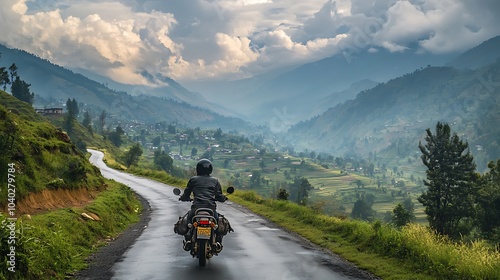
226,187 -> 234,194
173,188 -> 181,196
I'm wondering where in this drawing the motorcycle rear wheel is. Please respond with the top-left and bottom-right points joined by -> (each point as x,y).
198,240 -> 207,267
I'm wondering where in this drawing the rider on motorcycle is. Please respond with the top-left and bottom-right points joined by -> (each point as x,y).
179,159 -> 228,250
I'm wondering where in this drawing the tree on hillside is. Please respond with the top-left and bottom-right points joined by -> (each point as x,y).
418,122 -> 478,238
351,197 -> 376,221
11,76 -> 34,105
82,111 -> 92,134
154,149 -> 174,172
297,177 -> 312,205
167,124 -> 176,134
289,176 -> 313,205
249,170 -> 262,188
108,126 -> 124,147
476,160 -> 500,241
8,63 -> 18,83
259,159 -> 265,170
152,136 -> 161,147
124,143 -> 143,167
277,188 -> 289,200
392,203 -> 412,227
98,110 -> 106,133
0,67 -> 9,91
0,55 -> 15,91
214,128 -> 223,140
201,149 -> 213,161
66,98 -> 79,118
402,197 -> 415,221
64,114 -> 75,135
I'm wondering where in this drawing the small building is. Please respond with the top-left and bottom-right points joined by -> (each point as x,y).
35,108 -> 63,115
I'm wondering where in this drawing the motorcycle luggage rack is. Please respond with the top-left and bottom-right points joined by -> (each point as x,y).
192,208 -> 217,223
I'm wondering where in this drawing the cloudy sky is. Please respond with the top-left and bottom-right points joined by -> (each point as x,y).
1,0 -> 499,86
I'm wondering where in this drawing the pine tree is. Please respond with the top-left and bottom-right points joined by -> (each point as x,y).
82,111 -> 92,134
8,63 -> 18,83
476,160 -> 500,240
66,98 -> 79,118
417,122 -> 478,238
99,110 -> 106,133
392,203 -> 412,227
11,77 -> 34,105
0,67 -> 9,91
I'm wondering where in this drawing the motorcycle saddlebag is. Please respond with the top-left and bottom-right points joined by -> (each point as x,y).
216,214 -> 233,236
174,214 -> 189,235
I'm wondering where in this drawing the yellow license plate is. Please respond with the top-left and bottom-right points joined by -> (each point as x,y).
197,227 -> 211,239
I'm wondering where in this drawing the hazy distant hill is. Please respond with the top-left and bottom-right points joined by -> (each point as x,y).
73,67 -> 236,117
204,47 -> 455,123
449,35 -> 500,70
0,44 -> 250,130
288,61 -> 500,171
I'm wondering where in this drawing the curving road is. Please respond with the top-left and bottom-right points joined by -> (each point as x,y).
88,149 -> 377,280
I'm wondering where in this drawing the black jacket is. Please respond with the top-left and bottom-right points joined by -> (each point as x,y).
180,175 -> 226,210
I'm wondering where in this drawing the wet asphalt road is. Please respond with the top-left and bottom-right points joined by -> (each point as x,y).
88,149 -> 377,280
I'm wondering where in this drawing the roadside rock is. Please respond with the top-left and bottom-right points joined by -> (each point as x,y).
81,213 -> 95,221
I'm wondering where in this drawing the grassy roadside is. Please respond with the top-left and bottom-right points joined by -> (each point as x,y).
101,159 -> 434,279
97,148 -> 500,280
0,181 -> 142,280
229,191 -> 500,280
126,166 -> 187,187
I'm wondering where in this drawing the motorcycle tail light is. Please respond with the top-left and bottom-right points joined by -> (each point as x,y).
199,219 -> 210,225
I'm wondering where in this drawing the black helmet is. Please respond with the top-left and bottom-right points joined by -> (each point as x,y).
196,159 -> 213,175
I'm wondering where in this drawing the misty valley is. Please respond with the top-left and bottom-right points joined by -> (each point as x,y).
1,32 -> 500,279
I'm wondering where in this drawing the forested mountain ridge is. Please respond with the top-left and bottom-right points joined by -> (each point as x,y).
288,60 -> 500,171
204,45 -> 456,123
449,35 -> 500,70
0,44 -> 250,130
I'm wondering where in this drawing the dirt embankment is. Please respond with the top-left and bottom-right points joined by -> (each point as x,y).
7,187 -> 101,215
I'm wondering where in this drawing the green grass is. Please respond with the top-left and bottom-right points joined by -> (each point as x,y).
0,180 -> 142,280
0,92 -> 151,280
0,91 -> 105,201
126,166 -> 187,187
230,191 -> 500,280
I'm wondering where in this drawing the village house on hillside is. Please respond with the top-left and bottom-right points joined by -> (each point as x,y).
35,108 -> 63,115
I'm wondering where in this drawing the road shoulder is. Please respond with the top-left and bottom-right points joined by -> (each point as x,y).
73,191 -> 151,280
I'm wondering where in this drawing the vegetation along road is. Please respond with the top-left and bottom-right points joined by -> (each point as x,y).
87,149 -> 377,280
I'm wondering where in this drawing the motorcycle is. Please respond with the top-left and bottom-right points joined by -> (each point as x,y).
173,187 -> 234,267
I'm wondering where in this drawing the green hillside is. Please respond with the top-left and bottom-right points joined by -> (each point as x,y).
0,90 -> 105,202
289,61 -> 500,172
450,35 -> 500,69
0,44 -> 251,131
0,90 -> 143,279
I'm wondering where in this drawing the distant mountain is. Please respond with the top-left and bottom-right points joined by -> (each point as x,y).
188,46 -> 456,124
309,79 -> 379,117
0,44 -> 250,130
287,61 -> 500,171
449,35 -> 500,70
182,68 -> 290,119
73,67 -> 235,117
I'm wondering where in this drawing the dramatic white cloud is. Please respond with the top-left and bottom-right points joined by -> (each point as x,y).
0,0 -> 499,84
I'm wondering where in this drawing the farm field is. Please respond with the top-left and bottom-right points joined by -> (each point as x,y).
136,128 -> 428,223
